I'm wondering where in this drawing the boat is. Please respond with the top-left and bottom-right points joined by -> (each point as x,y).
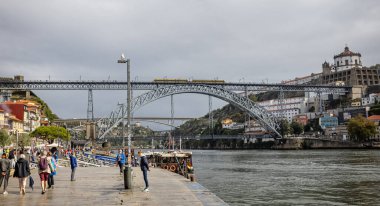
145,151 -> 195,180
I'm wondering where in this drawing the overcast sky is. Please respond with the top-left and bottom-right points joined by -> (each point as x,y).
1,0 -> 379,130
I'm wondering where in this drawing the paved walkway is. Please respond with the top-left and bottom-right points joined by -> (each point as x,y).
0,166 -> 227,206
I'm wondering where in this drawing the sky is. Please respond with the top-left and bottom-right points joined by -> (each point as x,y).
1,0 -> 380,130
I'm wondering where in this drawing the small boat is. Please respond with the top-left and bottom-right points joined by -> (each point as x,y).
145,151 -> 195,180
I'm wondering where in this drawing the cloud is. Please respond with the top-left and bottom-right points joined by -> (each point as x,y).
0,0 -> 379,129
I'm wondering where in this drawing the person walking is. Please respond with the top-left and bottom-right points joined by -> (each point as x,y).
116,150 -> 126,175
0,153 -> 11,195
13,154 -> 30,195
47,152 -> 57,189
138,151 -> 150,192
38,151 -> 52,194
8,148 -> 15,168
69,152 -> 77,181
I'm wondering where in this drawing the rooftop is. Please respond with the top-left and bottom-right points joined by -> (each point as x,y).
334,46 -> 361,59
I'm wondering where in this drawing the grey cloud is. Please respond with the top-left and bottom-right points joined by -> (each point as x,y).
1,0 -> 379,128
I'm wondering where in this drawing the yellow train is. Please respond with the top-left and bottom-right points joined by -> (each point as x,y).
153,78 -> 225,84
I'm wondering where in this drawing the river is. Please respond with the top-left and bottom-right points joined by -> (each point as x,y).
192,150 -> 380,205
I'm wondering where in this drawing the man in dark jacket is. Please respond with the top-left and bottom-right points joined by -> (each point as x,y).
138,151 -> 150,192
13,154 -> 30,195
0,153 -> 11,194
69,152 -> 77,181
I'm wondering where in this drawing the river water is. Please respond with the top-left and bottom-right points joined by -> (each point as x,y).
192,150 -> 380,206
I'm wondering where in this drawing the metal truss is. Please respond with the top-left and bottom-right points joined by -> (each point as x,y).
97,84 -> 283,139
0,80 -> 351,93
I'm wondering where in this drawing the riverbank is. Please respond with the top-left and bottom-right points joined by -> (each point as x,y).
181,138 -> 380,150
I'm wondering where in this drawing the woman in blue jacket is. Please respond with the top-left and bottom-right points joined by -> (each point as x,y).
116,150 -> 126,175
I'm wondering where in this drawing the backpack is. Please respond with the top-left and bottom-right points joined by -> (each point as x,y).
39,157 -> 48,170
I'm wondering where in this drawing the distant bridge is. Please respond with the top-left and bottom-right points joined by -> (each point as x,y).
54,117 -> 195,124
0,80 -> 351,93
106,134 -> 272,142
1,79 -> 352,139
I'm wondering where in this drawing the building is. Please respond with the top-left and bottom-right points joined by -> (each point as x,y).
0,100 -> 41,132
281,73 -> 322,85
321,46 -> 380,86
244,121 -> 266,135
338,107 -> 366,124
319,113 -> 338,129
0,109 -> 8,130
221,118 -> 244,129
257,97 -> 308,122
8,114 -> 24,133
292,114 -> 308,126
362,93 -> 380,106
367,115 -> 380,139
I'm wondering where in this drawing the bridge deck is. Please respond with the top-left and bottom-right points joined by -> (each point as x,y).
0,166 -> 227,206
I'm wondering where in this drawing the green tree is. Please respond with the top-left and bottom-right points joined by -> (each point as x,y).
347,115 -> 377,142
0,129 -> 11,147
304,123 -> 312,132
31,126 -> 71,143
290,121 -> 304,135
280,119 -> 290,136
11,133 -> 31,149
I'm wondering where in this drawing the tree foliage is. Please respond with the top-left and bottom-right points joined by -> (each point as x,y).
0,129 -> 11,147
11,133 -> 31,149
347,115 -> 377,142
31,126 -> 71,143
290,121 -> 304,135
280,119 -> 290,136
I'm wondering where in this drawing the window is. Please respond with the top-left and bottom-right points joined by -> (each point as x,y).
337,61 -> 340,67
355,59 -> 358,65
345,60 -> 349,65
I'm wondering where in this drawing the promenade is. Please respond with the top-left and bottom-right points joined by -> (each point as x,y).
0,166 -> 227,206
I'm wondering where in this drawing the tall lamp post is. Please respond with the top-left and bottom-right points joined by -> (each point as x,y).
118,53 -> 132,189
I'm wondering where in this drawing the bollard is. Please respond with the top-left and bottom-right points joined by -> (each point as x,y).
124,166 -> 132,189
190,174 -> 195,182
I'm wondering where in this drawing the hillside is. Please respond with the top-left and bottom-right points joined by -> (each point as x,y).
175,91 -> 305,136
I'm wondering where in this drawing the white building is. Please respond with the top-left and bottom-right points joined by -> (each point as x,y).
257,97 -> 308,122
333,46 -> 362,71
362,93 -> 380,106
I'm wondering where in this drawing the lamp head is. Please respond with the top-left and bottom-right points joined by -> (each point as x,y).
118,53 -> 128,63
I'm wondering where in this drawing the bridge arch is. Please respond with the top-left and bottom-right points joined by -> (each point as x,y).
97,84 -> 281,139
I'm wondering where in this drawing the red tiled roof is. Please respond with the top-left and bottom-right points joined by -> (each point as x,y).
334,46 -> 361,59
368,115 -> 380,121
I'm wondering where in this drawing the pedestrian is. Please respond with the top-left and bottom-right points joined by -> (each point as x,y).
69,152 -> 77,181
13,154 -> 30,195
38,150 -> 52,194
116,149 -> 126,175
138,151 -> 150,192
0,153 -> 11,195
47,152 -> 57,189
8,148 -> 15,168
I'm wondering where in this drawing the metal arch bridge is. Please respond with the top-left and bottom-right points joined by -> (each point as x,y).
97,84 -> 282,139
0,80 -> 351,93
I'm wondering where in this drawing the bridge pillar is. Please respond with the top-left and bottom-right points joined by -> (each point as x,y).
87,89 -> 94,121
86,122 -> 96,146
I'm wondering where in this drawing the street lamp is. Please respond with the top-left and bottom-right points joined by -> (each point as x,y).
15,130 -> 29,160
118,53 -> 132,189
